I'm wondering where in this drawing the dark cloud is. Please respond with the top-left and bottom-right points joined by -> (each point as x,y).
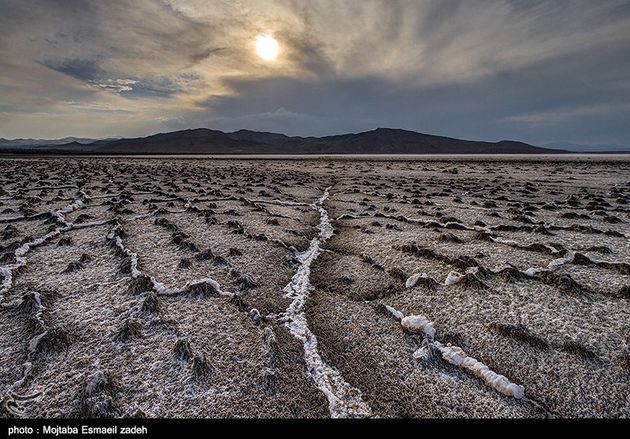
40,58 -> 104,82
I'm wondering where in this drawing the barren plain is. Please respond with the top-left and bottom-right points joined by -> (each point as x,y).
0,157 -> 628,418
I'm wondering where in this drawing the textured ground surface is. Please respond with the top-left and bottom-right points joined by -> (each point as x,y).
0,157 -> 628,419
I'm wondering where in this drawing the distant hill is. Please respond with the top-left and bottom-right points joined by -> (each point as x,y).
0,137 -> 115,153
93,127 -> 563,154
0,137 -> 100,147
543,142 -> 630,153
0,128 -> 566,154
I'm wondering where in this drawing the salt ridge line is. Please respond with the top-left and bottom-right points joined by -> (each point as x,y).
405,254 -> 577,289
0,195 -> 89,304
336,210 -> 629,241
405,266 -> 494,288
281,187 -> 372,419
107,226 -> 142,278
384,305 -> 524,400
434,342 -> 524,399
53,198 -> 84,224
339,212 -> 626,289
262,195 -> 587,274
523,251 -> 577,276
106,223 -> 232,298
246,198 -> 311,207
2,292 -> 49,416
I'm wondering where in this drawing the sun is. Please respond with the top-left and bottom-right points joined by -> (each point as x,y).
254,34 -> 280,61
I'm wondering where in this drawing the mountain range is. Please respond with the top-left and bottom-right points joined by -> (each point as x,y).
0,137 -> 100,147
0,128 -> 566,154
542,142 -> 630,153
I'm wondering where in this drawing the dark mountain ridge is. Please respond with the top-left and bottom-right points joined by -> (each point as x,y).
93,127 -> 564,154
0,128 -> 566,154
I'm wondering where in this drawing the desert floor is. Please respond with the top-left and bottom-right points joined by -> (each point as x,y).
0,157 -> 628,418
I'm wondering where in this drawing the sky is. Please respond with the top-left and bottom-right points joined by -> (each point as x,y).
1,0 -> 630,146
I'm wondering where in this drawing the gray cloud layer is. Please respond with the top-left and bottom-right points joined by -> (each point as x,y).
1,0 -> 629,145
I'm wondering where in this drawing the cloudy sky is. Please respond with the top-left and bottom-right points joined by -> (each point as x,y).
1,0 -> 629,146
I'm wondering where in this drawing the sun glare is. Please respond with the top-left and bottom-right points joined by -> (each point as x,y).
254,34 -> 280,61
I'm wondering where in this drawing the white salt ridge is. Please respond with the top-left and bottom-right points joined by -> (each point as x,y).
106,224 -> 231,297
380,213 -> 423,224
405,273 -> 432,288
406,249 -> 580,290
548,251 -> 577,269
444,271 -> 464,285
335,213 -> 360,221
401,314 -> 436,338
28,292 -> 46,329
412,346 -> 431,361
0,197 -> 87,303
1,228 -> 63,303
443,221 -> 473,230
54,199 -> 84,225
108,232 -> 142,279
0,267 -> 13,302
250,198 -> 310,207
23,292 -> 59,363
8,362 -> 33,393
28,331 -> 50,354
405,271 -> 465,288
2,361 -> 38,417
106,225 -> 142,278
384,305 -> 404,320
434,342 -> 525,399
149,277 -> 171,295
2,291 -> 51,415
387,306 -> 524,400
282,187 -> 371,419
524,251 -> 576,277
0,215 -> 27,222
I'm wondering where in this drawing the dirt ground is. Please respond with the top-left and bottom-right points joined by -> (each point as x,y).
0,156 -> 628,418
